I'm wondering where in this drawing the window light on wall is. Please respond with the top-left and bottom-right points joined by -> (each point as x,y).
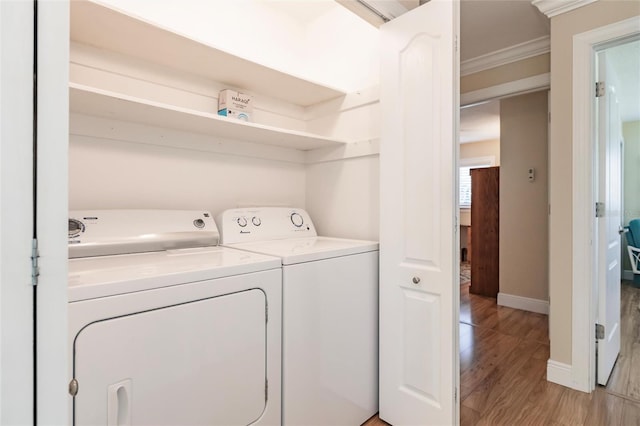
459,156 -> 495,208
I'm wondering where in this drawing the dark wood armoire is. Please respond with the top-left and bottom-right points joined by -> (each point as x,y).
470,166 -> 499,298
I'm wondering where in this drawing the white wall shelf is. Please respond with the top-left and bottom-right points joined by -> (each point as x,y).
70,1 -> 346,107
70,84 -> 350,151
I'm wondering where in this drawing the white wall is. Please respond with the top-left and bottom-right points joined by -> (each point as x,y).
69,130 -> 306,217
499,91 -> 549,302
306,155 -> 379,241
459,138 -> 500,226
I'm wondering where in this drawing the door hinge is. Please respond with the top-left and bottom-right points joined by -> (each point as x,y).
595,202 -> 605,218
265,379 -> 268,402
69,378 -> 79,396
31,238 -> 40,286
265,301 -> 268,323
454,387 -> 458,403
596,81 -> 605,97
595,323 -> 605,340
455,35 -> 458,53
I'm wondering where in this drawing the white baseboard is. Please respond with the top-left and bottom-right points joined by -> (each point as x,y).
547,360 -> 573,388
497,292 -> 549,315
623,270 -> 634,281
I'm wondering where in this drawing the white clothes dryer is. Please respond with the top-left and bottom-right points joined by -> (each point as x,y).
68,210 -> 282,426
217,207 -> 379,426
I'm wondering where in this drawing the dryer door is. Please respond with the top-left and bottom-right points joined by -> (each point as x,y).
73,289 -> 267,426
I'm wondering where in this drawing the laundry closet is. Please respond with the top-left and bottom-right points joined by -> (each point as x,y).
69,0 -> 381,241
67,1 -> 384,425
3,0 -> 458,424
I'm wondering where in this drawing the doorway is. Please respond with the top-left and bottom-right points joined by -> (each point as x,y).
595,38 -> 640,398
570,16 -> 640,393
458,89 -> 550,423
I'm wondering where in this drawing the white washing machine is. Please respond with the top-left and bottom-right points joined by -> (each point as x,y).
217,207 -> 379,426
68,210 -> 282,426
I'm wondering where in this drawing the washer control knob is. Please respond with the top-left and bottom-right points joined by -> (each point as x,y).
237,217 -> 248,227
252,216 -> 261,226
68,219 -> 85,238
290,212 -> 304,228
193,218 -> 206,228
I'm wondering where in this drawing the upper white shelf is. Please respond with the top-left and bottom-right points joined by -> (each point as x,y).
70,1 -> 346,107
70,84 -> 349,151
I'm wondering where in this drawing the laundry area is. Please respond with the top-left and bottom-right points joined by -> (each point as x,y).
2,0 -> 459,424
67,1 -> 383,424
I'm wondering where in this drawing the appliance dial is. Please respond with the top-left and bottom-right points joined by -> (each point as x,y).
193,218 -> 206,228
252,217 -> 261,226
68,219 -> 85,238
290,212 -> 304,227
237,217 -> 248,227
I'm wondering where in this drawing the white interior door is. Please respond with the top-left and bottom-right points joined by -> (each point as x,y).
379,0 -> 459,424
0,2 -> 35,423
596,50 -> 622,386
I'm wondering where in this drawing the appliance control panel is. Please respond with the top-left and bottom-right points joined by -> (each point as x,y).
216,207 -> 317,244
68,210 -> 219,258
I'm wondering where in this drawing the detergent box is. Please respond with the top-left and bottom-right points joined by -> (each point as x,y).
218,89 -> 253,122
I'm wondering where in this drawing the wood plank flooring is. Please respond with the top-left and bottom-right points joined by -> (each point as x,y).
363,281 -> 640,425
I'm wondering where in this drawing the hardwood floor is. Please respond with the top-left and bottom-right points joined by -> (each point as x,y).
605,281 -> 640,402
460,281 -> 640,426
364,281 -> 640,425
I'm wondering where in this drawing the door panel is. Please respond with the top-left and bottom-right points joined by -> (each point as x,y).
74,290 -> 267,426
596,50 -> 622,386
0,2 -> 35,423
379,0 -> 459,424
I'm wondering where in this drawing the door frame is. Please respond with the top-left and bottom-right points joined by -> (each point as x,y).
571,16 -> 640,393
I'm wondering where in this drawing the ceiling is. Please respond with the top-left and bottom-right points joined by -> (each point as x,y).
460,0 -> 550,62
460,100 -> 501,144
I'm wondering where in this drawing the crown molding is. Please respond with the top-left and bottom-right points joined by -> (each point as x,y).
461,36 -> 550,76
531,0 -> 598,18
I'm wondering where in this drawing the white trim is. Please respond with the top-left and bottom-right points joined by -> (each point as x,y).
571,16 -> 640,394
459,156 -> 495,167
461,73 -> 550,107
546,360 -> 578,389
532,0 -> 597,18
623,270 -> 634,281
461,36 -> 550,76
497,292 -> 549,315
0,2 -> 36,421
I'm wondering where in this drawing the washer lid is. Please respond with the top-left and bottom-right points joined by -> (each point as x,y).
227,236 -> 379,265
68,246 -> 281,302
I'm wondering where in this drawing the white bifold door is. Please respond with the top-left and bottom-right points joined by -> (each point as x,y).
379,0 -> 459,425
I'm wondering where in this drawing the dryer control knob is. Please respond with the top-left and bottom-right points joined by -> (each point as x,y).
290,212 -> 304,227
68,219 -> 85,238
237,217 -> 248,227
252,217 -> 261,226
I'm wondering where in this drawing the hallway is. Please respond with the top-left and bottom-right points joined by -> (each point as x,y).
460,282 -> 640,425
